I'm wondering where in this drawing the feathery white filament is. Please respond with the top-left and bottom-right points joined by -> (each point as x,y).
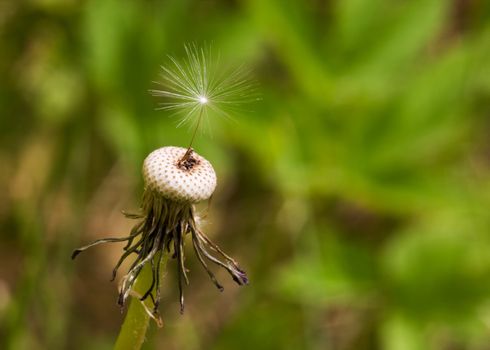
150,44 -> 256,133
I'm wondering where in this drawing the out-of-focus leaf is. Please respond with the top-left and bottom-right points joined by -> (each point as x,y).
380,313 -> 426,350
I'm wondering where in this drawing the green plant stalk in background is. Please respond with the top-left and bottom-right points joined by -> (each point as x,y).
114,258 -> 167,350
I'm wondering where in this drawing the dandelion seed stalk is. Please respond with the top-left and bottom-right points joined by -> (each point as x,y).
180,107 -> 204,164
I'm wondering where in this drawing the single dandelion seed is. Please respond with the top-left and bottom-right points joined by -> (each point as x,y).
72,44 -> 252,325
149,43 -> 257,152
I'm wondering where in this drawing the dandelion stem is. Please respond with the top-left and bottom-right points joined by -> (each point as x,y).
113,256 -> 167,350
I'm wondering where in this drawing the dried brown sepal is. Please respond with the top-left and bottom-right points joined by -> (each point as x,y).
72,189 -> 248,319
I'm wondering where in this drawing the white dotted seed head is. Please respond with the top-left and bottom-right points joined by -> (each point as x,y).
142,146 -> 217,203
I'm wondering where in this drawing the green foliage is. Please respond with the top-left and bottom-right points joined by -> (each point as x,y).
1,0 -> 490,349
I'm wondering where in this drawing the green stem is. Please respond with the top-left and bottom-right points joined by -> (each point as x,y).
113,258 -> 167,350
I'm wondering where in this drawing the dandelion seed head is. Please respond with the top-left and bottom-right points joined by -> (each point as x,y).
198,96 -> 208,104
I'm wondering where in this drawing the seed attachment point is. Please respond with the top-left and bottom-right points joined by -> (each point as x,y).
177,148 -> 200,171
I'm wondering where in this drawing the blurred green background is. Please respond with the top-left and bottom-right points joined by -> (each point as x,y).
1,0 -> 490,349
